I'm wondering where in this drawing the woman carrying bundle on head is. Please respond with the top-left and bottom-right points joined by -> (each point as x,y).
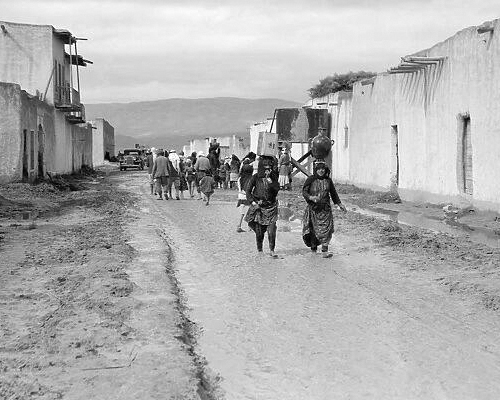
302,160 -> 347,258
245,156 -> 280,258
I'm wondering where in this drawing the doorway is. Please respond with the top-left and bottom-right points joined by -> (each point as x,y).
390,125 -> 399,189
37,125 -> 44,179
22,129 -> 29,181
459,114 -> 473,195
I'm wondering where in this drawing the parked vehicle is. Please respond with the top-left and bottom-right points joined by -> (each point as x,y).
118,149 -> 145,171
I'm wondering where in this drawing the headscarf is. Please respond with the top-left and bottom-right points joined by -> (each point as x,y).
169,151 -> 180,171
242,152 -> 256,162
256,156 -> 278,179
312,160 -> 330,179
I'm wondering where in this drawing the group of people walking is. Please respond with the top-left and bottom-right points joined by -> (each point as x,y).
144,146 -> 347,258
241,155 -> 347,258
145,148 -> 219,205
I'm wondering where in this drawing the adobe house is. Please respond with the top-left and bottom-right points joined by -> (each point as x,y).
90,118 -> 115,166
0,20 -> 93,182
185,135 -> 249,160
0,82 -> 53,183
307,19 -> 500,212
347,18 -> 500,212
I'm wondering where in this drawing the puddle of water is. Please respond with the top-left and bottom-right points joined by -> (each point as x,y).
349,204 -> 500,248
277,206 -> 302,233
277,219 -> 302,233
444,218 -> 500,247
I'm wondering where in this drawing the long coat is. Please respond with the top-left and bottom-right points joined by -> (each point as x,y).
152,155 -> 169,178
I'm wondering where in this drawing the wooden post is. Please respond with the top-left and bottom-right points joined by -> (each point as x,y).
295,149 -> 312,164
75,41 -> 81,99
68,36 -> 73,104
43,64 -> 55,101
291,157 -> 311,177
268,109 -> 277,133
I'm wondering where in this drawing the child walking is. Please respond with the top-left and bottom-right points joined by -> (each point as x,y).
199,170 -> 216,206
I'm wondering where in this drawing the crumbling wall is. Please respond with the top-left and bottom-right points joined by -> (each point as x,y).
0,22 -> 54,103
72,123 -> 93,172
102,119 -> 115,160
0,82 -> 22,183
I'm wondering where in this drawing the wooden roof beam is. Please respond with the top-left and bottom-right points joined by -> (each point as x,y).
388,69 -> 422,74
403,56 -> 446,63
361,77 -> 376,86
399,62 -> 427,68
390,66 -> 425,72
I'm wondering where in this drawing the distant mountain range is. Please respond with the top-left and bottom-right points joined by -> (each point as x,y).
85,97 -> 302,151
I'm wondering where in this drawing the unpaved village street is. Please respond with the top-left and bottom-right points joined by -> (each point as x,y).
2,169 -> 500,399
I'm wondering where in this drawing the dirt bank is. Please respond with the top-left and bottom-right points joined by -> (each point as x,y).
0,173 -> 203,399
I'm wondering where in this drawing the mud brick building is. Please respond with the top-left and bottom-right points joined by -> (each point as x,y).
183,135 -> 249,160
248,109 -> 329,177
90,118 -> 115,167
0,21 -> 92,183
308,19 -> 500,212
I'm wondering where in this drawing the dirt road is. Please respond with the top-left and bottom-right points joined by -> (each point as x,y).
139,173 -> 500,400
1,170 -> 500,399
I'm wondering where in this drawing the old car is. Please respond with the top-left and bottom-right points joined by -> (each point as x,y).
118,149 -> 145,171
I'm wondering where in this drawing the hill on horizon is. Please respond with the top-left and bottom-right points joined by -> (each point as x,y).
85,97 -> 302,151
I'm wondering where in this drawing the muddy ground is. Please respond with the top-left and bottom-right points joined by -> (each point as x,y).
0,173 -> 202,400
1,169 -> 500,399
217,181 -> 500,312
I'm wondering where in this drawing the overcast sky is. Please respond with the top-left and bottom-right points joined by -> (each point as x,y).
1,0 -> 498,103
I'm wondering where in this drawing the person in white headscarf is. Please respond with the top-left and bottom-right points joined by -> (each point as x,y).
167,150 -> 181,200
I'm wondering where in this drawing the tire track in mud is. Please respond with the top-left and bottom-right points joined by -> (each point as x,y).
329,267 -> 500,360
143,187 -> 223,400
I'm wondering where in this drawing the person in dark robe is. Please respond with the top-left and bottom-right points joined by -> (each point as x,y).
144,149 -> 155,195
178,151 -> 188,199
302,160 -> 347,258
229,154 -> 241,189
245,156 -> 280,257
184,158 -> 196,197
189,151 -> 197,165
208,142 -> 220,186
